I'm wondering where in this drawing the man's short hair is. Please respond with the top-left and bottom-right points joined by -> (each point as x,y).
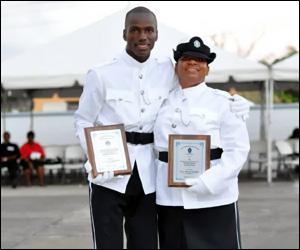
27,131 -> 35,138
125,6 -> 157,29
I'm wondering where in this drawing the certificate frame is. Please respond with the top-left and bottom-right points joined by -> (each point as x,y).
168,134 -> 211,187
84,124 -> 132,178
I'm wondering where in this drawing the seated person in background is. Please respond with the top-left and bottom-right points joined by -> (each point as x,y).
20,131 -> 45,186
288,128 -> 299,173
0,132 -> 20,188
289,128 -> 299,139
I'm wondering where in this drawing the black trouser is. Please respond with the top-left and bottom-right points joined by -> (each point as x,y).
1,161 -> 19,185
20,159 -> 44,170
89,163 -> 157,249
157,202 -> 242,249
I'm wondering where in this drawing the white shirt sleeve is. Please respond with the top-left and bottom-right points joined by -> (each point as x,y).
74,69 -> 105,155
199,103 -> 250,195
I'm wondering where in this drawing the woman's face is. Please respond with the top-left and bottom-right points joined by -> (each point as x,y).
175,55 -> 210,89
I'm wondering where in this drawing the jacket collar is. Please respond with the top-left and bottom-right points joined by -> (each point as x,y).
182,81 -> 208,98
122,49 -> 151,69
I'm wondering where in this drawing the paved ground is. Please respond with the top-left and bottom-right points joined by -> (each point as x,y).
1,178 -> 299,249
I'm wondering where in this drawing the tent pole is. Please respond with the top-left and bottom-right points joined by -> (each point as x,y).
2,89 -> 7,132
267,67 -> 273,185
260,83 -> 265,140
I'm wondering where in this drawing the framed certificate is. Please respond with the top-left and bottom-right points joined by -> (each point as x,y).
84,124 -> 132,178
168,134 -> 211,187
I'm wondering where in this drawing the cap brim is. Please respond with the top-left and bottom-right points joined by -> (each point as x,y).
182,51 -> 212,60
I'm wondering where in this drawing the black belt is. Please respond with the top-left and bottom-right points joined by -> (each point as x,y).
159,148 -> 223,163
125,131 -> 154,145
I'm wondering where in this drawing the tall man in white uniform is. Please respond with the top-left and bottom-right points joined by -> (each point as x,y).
74,7 -> 250,249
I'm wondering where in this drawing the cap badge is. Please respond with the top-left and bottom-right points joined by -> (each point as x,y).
194,40 -> 201,48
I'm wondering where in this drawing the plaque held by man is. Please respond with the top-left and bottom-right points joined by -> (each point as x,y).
84,124 -> 132,178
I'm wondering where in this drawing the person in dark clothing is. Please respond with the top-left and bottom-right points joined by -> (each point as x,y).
289,128 -> 299,139
1,132 -> 20,188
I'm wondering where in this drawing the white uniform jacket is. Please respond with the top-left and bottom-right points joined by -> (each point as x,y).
74,49 -> 175,194
154,82 -> 250,209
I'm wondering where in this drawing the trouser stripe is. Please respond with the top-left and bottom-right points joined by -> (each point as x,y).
234,202 -> 242,249
89,182 -> 97,249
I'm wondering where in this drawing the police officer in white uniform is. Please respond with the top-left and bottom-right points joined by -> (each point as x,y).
75,7 -> 173,249
74,7 -> 250,249
154,37 -> 250,249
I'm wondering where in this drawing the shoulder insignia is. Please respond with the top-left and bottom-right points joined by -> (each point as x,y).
152,55 -> 172,64
212,89 -> 232,99
93,55 -> 119,69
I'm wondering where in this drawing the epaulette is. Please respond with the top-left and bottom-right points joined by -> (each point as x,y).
212,89 -> 232,99
93,55 -> 119,69
152,55 -> 172,64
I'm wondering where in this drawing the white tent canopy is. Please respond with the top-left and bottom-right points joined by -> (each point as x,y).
1,7 -> 269,90
272,53 -> 299,81
1,7 -> 130,89
1,6 -> 275,183
207,45 -> 268,83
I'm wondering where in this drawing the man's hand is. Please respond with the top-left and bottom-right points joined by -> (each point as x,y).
88,171 -> 115,185
85,161 -> 117,184
1,157 -> 8,162
84,161 -> 92,173
229,94 -> 250,121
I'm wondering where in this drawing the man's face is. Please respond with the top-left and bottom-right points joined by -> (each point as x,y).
175,55 -> 210,89
123,12 -> 158,63
28,135 -> 34,143
3,133 -> 10,143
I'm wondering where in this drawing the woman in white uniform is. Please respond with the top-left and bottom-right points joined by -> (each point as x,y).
154,36 -> 250,249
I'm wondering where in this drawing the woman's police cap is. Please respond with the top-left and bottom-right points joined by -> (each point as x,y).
173,36 -> 216,64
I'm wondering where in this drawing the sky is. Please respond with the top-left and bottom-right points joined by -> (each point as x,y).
1,1 -> 299,64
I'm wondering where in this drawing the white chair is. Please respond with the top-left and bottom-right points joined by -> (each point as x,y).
63,145 -> 87,183
247,140 -> 279,178
247,140 -> 268,177
43,145 -> 65,184
275,140 -> 299,180
287,139 -> 299,155
294,140 -> 299,155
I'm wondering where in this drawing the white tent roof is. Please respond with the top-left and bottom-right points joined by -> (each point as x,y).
1,7 -> 268,90
207,46 -> 268,83
272,53 -> 299,81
